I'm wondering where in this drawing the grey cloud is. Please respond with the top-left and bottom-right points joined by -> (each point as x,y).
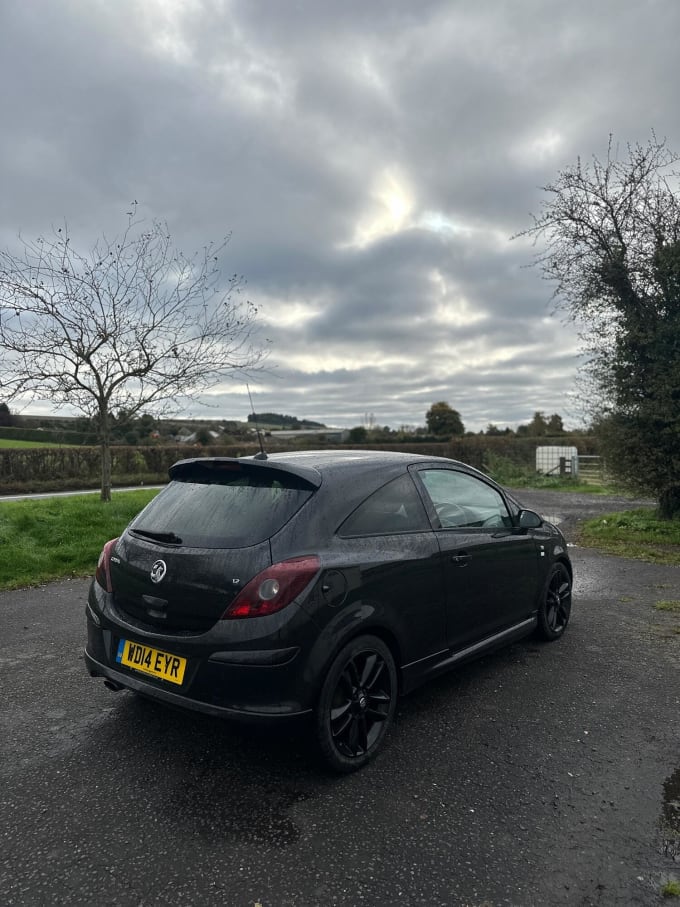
1,0 -> 678,432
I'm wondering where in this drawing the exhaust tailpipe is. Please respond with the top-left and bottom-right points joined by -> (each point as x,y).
103,679 -> 124,692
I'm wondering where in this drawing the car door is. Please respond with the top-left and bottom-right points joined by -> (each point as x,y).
413,466 -> 540,651
330,472 -> 447,666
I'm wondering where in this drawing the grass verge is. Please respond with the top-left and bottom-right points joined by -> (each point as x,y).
578,508 -> 680,566
0,489 -> 159,590
0,438 -> 78,448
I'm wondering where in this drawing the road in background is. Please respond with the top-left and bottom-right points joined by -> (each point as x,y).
0,485 -> 165,502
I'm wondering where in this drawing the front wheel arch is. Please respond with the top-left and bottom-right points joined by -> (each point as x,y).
536,561 -> 572,641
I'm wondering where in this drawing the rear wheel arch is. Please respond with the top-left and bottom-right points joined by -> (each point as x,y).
314,632 -> 399,772
352,625 -> 403,689
313,623 -> 404,702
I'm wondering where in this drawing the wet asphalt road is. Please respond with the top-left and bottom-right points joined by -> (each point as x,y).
1,490 -> 679,906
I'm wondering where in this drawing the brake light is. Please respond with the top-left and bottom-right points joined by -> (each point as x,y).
95,538 -> 119,593
222,555 -> 321,619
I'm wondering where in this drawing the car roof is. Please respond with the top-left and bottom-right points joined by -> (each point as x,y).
262,449 -> 453,469
170,449 -> 478,481
254,448 -> 470,482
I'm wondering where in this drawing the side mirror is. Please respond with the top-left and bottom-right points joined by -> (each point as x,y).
518,509 -> 543,529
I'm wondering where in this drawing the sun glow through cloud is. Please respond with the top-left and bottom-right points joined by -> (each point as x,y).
347,166 -> 415,248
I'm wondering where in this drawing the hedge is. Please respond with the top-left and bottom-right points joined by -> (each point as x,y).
0,444 -> 261,493
0,434 -> 598,495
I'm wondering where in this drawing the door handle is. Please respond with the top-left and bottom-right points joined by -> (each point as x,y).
450,553 -> 471,566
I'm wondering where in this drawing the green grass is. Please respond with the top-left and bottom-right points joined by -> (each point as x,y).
0,489 -> 159,590
0,438 -> 78,448
579,508 -> 680,565
520,476 -> 612,493
655,600 -> 680,612
662,879 -> 680,898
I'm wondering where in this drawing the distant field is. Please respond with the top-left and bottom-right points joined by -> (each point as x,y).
0,439 -> 78,448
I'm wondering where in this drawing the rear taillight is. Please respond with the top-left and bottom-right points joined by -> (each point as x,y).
95,538 -> 119,593
222,555 -> 321,619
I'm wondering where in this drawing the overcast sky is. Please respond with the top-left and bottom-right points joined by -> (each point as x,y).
1,0 -> 679,431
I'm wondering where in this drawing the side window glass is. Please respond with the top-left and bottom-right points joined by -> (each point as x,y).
419,469 -> 511,529
339,474 -> 430,536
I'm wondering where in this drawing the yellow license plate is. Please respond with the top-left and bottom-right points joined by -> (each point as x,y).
115,639 -> 186,685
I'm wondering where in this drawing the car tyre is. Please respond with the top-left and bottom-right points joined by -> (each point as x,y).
315,635 -> 397,773
537,562 -> 572,640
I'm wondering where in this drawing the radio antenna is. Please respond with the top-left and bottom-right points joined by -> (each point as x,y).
247,384 -> 268,460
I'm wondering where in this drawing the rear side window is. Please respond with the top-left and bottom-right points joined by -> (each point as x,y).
339,474 -> 430,537
129,465 -> 315,548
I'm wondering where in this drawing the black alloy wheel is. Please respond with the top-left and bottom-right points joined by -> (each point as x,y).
537,562 -> 572,640
316,635 -> 397,773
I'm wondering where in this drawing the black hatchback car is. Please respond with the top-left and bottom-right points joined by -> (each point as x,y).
85,450 -> 572,772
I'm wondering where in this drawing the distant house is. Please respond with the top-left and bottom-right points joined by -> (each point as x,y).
176,430 -> 222,445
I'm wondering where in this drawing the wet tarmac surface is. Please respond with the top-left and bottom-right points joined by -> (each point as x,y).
507,486 -> 658,538
1,490 -> 678,906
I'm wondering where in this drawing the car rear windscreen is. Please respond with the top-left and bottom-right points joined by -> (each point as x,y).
128,464 -> 315,548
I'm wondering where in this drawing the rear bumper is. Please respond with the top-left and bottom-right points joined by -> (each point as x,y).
84,648 -> 313,723
85,578 -> 319,723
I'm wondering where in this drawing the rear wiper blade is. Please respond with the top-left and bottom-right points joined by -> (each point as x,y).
131,529 -> 183,544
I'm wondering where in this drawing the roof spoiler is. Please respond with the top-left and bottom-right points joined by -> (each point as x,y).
168,456 -> 322,488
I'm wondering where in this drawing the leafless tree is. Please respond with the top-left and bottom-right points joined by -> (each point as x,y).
0,210 -> 266,500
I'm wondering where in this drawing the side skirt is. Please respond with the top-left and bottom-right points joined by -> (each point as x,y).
400,616 -> 537,695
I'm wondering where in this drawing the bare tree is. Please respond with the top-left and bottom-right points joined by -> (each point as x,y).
0,211 -> 266,500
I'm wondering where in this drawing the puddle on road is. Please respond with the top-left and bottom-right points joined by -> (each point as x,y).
661,767 -> 680,861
